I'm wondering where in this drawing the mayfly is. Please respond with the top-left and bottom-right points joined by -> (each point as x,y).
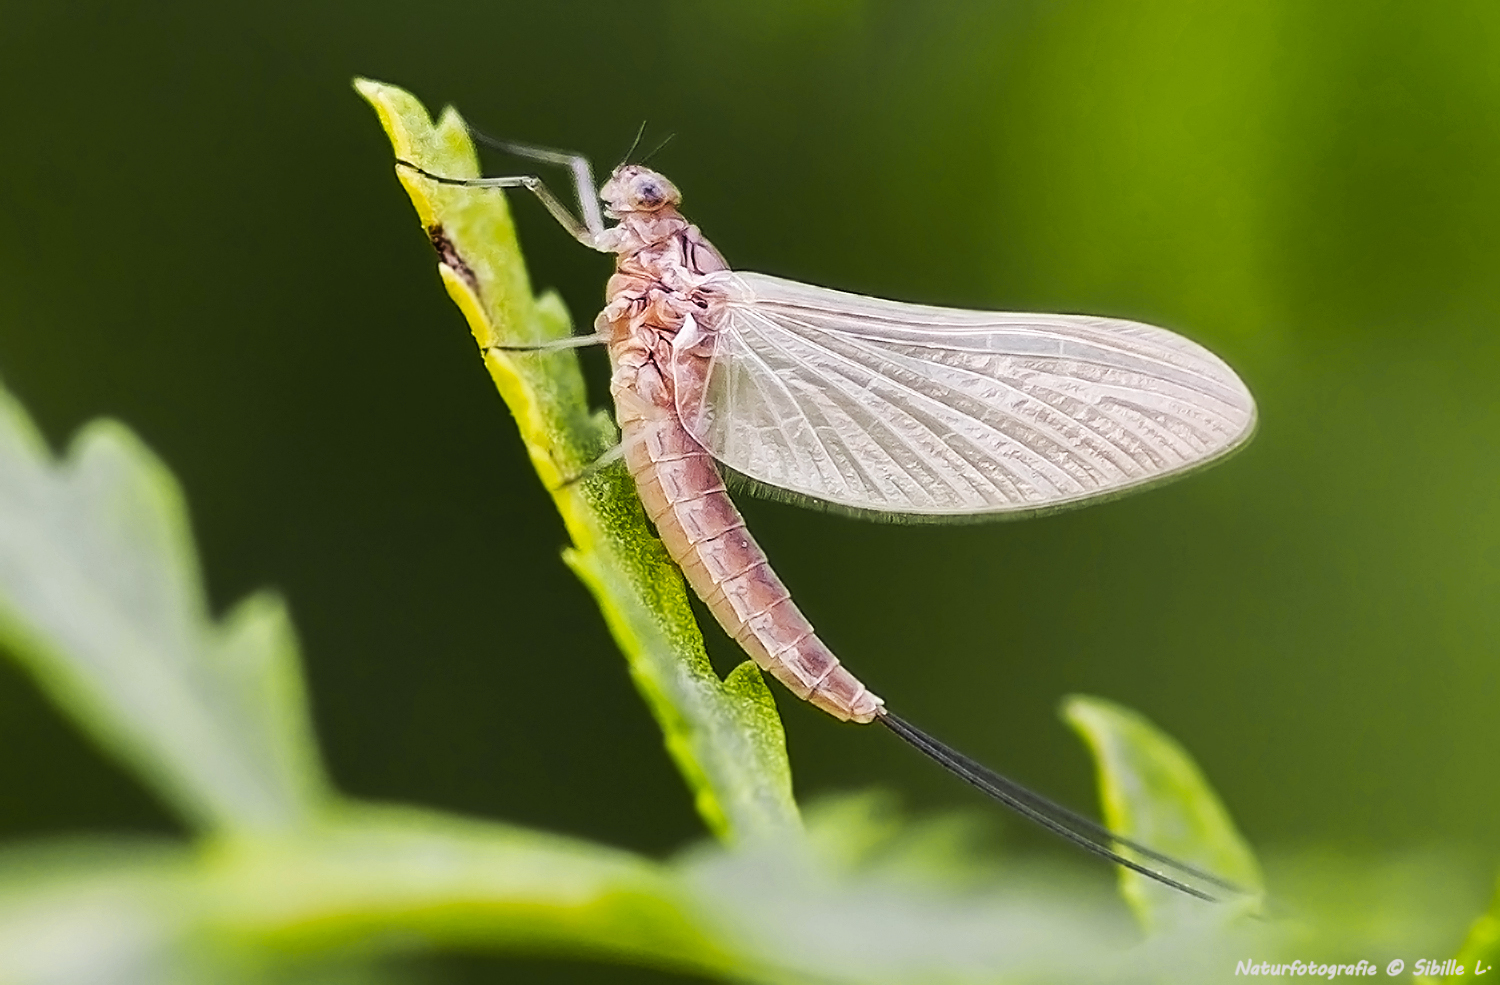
398,133 -> 1257,901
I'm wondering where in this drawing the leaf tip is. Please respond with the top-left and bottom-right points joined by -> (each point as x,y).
1061,692 -> 1265,924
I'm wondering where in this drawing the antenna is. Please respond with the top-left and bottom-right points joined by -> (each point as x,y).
640,132 -> 676,165
617,120 -> 648,168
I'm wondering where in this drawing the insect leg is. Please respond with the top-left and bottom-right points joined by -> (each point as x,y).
485,334 -> 608,354
466,129 -> 605,244
555,440 -> 630,490
395,160 -> 603,251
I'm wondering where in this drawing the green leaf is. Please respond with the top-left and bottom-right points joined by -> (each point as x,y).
0,840 -> 216,985
354,78 -> 798,841
0,799 -> 1239,985
1062,694 -> 1263,931
204,805 -> 730,974
0,382 -> 329,834
0,810 -> 732,985
676,793 -> 1267,984
1,806 -> 1481,985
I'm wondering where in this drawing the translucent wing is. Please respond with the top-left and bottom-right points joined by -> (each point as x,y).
674,272 -> 1257,519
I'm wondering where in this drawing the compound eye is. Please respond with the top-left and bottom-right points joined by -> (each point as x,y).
633,179 -> 664,209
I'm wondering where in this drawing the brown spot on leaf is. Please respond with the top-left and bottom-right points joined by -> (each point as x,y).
427,224 -> 479,294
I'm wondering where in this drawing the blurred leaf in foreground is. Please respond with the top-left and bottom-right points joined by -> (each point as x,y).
0,381 -> 329,834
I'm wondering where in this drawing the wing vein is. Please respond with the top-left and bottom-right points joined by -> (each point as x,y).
737,309 -> 970,506
769,311 -> 1096,501
675,274 -> 1255,518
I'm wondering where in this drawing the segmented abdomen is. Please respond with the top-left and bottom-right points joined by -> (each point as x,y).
621,412 -> 884,723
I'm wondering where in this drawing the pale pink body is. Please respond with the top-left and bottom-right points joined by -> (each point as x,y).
594,166 -> 883,723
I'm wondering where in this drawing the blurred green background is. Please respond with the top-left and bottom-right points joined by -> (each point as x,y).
2,0 -> 1497,979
